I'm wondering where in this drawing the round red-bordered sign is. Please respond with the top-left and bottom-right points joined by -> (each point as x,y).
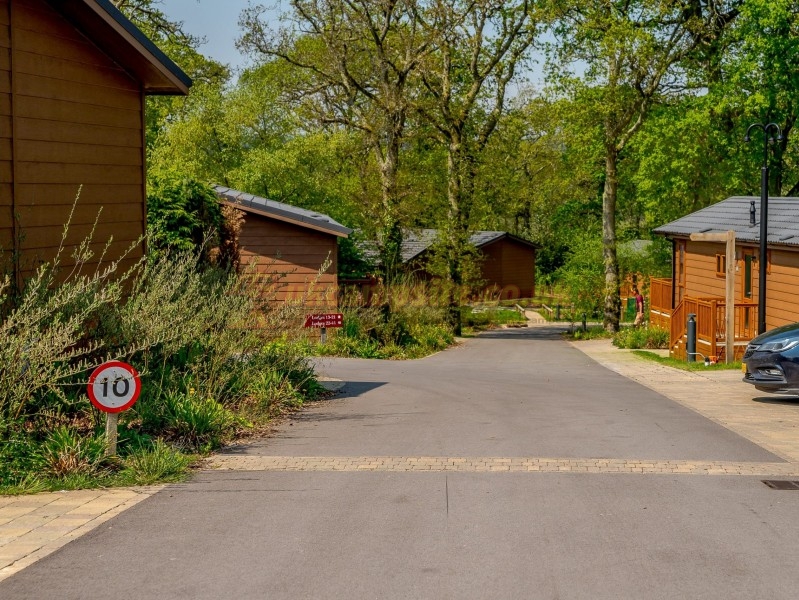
87,361 -> 141,413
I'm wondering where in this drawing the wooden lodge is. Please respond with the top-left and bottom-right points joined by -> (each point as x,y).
361,229 -> 539,300
1,0 -> 191,285
651,196 -> 799,361
214,186 -> 352,307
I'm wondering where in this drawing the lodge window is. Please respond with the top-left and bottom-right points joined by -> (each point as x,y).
715,254 -> 725,276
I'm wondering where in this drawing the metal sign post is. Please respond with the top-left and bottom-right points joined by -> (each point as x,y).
304,313 -> 343,344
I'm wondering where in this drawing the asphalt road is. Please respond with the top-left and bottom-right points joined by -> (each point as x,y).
3,327 -> 799,599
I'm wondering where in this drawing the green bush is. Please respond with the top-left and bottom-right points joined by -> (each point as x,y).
316,307 -> 454,359
118,440 -> 192,485
34,426 -> 110,478
162,392 -> 239,451
612,326 -> 670,349
146,175 -> 222,263
314,278 -> 454,359
0,210 -> 326,492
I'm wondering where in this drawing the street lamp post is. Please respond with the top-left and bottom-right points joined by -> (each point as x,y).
744,122 -> 783,334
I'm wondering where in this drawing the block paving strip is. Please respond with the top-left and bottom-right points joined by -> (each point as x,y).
0,487 -> 161,583
205,455 -> 799,476
571,339 -> 799,464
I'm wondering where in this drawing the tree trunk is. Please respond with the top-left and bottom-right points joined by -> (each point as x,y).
446,136 -> 466,336
375,134 -> 403,283
602,146 -> 621,332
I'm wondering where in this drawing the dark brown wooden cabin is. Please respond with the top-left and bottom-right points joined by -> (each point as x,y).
214,186 -> 352,307
1,0 -> 191,285
399,230 -> 538,299
651,196 -> 799,360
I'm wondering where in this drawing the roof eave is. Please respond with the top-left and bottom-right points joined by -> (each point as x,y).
477,232 -> 540,250
50,0 -> 192,95
221,200 -> 351,238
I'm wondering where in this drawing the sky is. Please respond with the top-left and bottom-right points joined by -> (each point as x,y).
158,0 -> 549,88
159,0 -> 274,72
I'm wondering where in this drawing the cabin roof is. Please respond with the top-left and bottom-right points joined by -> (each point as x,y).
363,229 -> 539,263
214,186 -> 352,238
653,196 -> 799,247
51,0 -> 192,94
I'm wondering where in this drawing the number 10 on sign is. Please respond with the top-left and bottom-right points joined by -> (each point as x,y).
88,361 -> 141,413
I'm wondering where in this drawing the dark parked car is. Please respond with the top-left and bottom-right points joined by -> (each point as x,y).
742,322 -> 799,393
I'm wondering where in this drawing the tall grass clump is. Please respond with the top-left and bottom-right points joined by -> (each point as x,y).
316,276 -> 454,359
461,305 -> 525,331
612,326 -> 669,349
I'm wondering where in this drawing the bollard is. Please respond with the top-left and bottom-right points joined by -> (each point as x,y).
582,312 -> 587,332
686,313 -> 697,362
556,304 -> 561,321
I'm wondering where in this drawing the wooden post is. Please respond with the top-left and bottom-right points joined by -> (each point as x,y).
105,413 -> 118,457
725,231 -> 735,363
690,230 -> 736,363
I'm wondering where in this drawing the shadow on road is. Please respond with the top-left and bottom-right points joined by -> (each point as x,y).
475,326 -> 567,341
336,381 -> 387,398
752,395 -> 799,406
294,410 -> 419,424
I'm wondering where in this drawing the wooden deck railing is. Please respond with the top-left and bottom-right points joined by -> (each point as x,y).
670,298 -> 686,355
646,277 -> 757,361
649,277 -> 672,330
669,298 -> 758,361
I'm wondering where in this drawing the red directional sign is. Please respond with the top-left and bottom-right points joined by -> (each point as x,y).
304,313 -> 343,328
87,361 -> 141,413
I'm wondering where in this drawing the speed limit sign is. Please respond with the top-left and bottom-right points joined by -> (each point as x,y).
87,361 -> 141,413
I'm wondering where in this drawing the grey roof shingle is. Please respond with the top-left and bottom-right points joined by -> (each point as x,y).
214,185 -> 352,238
653,196 -> 799,247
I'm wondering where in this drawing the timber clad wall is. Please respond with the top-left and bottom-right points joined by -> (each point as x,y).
1,1 -> 11,255
762,248 -> 799,328
684,241 -> 734,299
480,239 -> 535,298
239,217 -> 339,306
1,0 -> 145,278
683,241 -> 799,330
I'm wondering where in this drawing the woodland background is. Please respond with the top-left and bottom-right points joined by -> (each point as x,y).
118,0 -> 798,330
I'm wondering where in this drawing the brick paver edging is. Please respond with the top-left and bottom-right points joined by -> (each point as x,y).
205,455 -> 799,476
0,487 -> 161,583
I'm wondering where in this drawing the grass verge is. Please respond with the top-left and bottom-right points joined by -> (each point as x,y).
632,350 -> 743,371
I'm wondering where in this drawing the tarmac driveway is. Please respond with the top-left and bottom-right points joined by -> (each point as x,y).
2,326 -> 799,599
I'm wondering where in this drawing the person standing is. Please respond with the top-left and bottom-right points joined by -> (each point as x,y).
633,286 -> 645,326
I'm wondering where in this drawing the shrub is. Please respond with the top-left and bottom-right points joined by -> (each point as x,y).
612,326 -> 670,349
34,426 -> 110,478
119,440 -> 192,485
316,278 -> 454,359
162,392 -> 239,451
1,203 -> 326,492
146,175 -> 222,263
